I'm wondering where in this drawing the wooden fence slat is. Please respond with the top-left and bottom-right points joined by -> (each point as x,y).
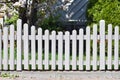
31,26 -> 36,70
86,27 -> 91,70
58,32 -> 63,70
44,30 -> 49,70
17,19 -> 22,70
0,29 -> 1,70
79,29 -> 84,70
0,18 -> 3,27
65,31 -> 70,70
3,27 -> 8,70
72,30 -> 77,70
23,24 -> 29,70
93,24 -> 97,70
10,25 -> 15,70
100,20 -> 105,70
107,24 -> 112,70
114,26 -> 119,70
38,28 -> 42,70
51,31 -> 56,70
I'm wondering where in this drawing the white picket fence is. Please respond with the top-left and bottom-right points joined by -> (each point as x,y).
0,19 -> 120,71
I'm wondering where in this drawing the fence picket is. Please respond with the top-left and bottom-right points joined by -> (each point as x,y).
100,20 -> 105,70
0,29 -> 1,70
3,27 -> 8,70
79,29 -> 84,70
65,31 -> 70,70
114,26 -> 119,70
17,19 -> 22,70
58,32 -> 63,70
31,26 -> 36,70
44,30 -> 49,70
72,30 -> 77,70
107,24 -> 112,70
38,28 -> 43,70
10,25 -> 15,70
86,27 -> 91,70
51,31 -> 56,70
0,18 -> 3,27
93,24 -> 97,70
23,24 -> 29,70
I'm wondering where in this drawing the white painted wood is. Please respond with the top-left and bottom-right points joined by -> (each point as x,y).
44,30 -> 49,70
107,24 -> 112,70
72,30 -> 77,70
38,28 -> 43,70
23,23 -> 29,70
0,29 -> 1,70
51,31 -> 56,70
93,24 -> 97,70
86,27 -> 91,70
3,27 -> 8,70
79,29 -> 84,70
17,19 -> 22,70
100,20 -> 105,70
58,32 -> 63,70
114,26 -> 119,70
10,25 -> 15,70
65,31 -> 70,70
31,26 -> 36,70
0,18 -> 3,27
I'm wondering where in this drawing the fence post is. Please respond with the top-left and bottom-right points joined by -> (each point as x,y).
93,24 -> 97,70
51,31 -> 56,70
72,30 -> 77,70
23,23 -> 29,70
58,32 -> 63,70
100,20 -> 105,70
17,19 -> 22,71
107,24 -> 112,70
3,27 -> 8,70
65,31 -> 70,70
0,18 -> 3,28
44,30 -> 49,70
86,27 -> 91,70
38,28 -> 43,70
10,25 -> 15,70
79,29 -> 84,70
114,26 -> 119,70
31,26 -> 36,70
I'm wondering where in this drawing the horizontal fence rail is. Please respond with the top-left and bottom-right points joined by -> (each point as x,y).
0,19 -> 120,71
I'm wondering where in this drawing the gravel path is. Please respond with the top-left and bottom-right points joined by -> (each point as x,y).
0,71 -> 120,80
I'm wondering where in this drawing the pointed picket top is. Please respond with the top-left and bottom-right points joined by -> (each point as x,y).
31,25 -> 35,30
108,24 -> 112,27
79,28 -> 84,34
17,19 -> 22,24
24,23 -> 28,27
38,27 -> 42,32
58,31 -> 63,35
52,30 -> 56,34
65,31 -> 70,35
45,30 -> 49,34
72,30 -> 77,34
86,26 -> 90,31
100,20 -> 105,24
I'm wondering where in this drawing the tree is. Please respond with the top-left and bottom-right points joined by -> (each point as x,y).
87,0 -> 120,28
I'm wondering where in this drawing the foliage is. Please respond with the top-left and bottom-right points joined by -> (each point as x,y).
87,0 -> 120,28
5,13 -> 19,27
34,0 -> 63,31
37,14 -> 62,31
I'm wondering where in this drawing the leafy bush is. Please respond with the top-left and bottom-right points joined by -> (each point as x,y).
87,0 -> 120,28
5,13 -> 19,27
